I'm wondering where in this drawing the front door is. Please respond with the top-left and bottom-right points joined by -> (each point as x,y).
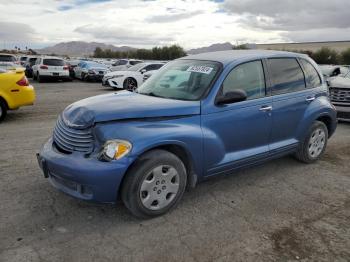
202,60 -> 272,176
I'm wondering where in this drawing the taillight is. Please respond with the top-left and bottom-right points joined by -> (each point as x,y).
40,65 -> 48,69
16,76 -> 29,86
63,66 -> 69,70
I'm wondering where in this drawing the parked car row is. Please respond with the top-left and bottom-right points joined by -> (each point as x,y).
102,62 -> 165,90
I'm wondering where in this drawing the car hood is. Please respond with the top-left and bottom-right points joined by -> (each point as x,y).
89,67 -> 107,71
329,76 -> 350,89
62,91 -> 200,128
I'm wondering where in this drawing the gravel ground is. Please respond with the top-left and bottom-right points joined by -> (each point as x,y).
0,80 -> 349,262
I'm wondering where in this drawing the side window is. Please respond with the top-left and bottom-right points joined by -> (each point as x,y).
222,60 -> 266,100
118,60 -> 127,65
268,58 -> 305,95
300,59 -> 321,88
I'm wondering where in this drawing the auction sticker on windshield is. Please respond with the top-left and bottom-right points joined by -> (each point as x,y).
187,65 -> 213,74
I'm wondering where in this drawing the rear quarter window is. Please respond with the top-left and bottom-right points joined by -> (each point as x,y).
43,59 -> 65,66
268,58 -> 306,95
299,59 -> 321,88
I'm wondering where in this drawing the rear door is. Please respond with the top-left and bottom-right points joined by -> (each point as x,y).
266,57 -> 315,153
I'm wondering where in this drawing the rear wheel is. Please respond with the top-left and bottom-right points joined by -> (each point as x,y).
0,100 -> 7,122
121,150 -> 187,218
295,121 -> 328,163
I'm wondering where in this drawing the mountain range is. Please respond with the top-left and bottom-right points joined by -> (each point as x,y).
36,41 -> 238,56
186,42 -> 234,54
36,41 -> 136,56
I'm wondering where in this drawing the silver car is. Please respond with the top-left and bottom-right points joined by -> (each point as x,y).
328,69 -> 350,121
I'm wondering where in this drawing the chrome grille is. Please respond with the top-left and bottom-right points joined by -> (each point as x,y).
329,87 -> 350,104
53,116 -> 94,153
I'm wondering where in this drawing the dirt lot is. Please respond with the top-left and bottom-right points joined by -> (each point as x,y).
0,81 -> 349,262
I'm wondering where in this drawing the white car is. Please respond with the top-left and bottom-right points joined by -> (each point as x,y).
0,53 -> 20,71
109,59 -> 143,72
319,65 -> 349,79
143,70 -> 158,83
102,62 -> 165,90
32,56 -> 70,82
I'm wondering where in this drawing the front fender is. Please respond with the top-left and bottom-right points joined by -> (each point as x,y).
93,115 -> 204,179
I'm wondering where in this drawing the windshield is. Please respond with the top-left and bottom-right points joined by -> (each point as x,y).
137,59 -> 220,101
44,59 -> 65,66
128,63 -> 145,71
0,55 -> 16,62
86,62 -> 107,69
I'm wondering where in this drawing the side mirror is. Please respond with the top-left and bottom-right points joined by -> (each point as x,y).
216,89 -> 247,105
140,69 -> 147,74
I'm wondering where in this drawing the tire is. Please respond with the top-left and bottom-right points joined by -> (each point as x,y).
121,150 -> 187,219
37,73 -> 43,83
81,73 -> 86,81
0,99 -> 7,123
123,77 -> 137,91
295,121 -> 328,163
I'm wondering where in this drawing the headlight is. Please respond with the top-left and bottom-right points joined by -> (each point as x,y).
88,69 -> 96,74
99,140 -> 132,161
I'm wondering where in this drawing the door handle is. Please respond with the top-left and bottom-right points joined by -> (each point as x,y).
259,105 -> 272,112
306,96 -> 315,102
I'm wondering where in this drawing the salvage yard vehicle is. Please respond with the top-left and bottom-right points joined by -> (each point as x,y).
109,59 -> 143,72
32,56 -> 70,82
37,50 -> 337,218
0,68 -> 35,122
102,62 -> 165,90
74,61 -> 108,82
328,71 -> 350,121
319,65 -> 349,79
65,60 -> 81,78
0,53 -> 19,71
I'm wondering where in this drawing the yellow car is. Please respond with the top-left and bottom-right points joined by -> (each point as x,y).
0,68 -> 36,122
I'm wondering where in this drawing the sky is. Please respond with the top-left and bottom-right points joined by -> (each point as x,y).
0,0 -> 350,50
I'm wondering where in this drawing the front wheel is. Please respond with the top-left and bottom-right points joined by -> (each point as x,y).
295,121 -> 328,163
121,150 -> 187,218
123,77 -> 137,91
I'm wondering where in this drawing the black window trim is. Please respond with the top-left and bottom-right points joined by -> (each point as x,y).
216,59 -> 268,103
297,57 -> 322,89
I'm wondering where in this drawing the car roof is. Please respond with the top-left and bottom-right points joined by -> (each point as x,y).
182,50 -> 308,66
41,56 -> 64,60
0,53 -> 16,56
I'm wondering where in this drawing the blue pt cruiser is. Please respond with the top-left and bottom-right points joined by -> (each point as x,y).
37,50 -> 337,218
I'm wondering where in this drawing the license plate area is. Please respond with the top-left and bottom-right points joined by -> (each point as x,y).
53,72 -> 59,76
